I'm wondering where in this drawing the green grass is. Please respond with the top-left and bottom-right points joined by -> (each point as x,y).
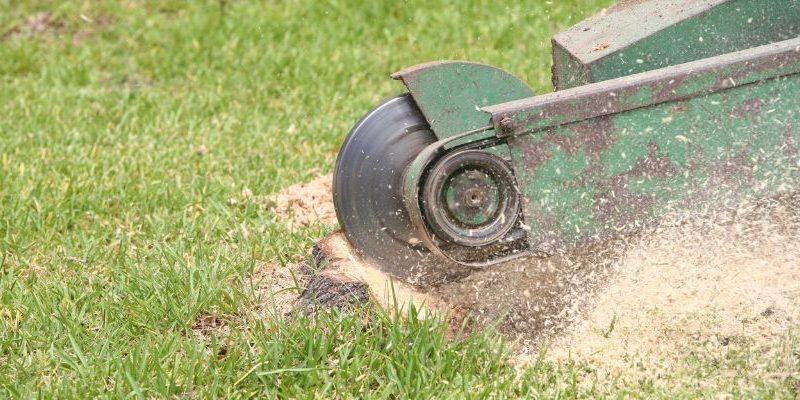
1,0 -> 798,398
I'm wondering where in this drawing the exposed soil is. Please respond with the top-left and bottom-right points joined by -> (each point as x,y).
248,260 -> 307,317
192,177 -> 335,343
2,12 -> 62,41
191,313 -> 231,341
240,174 -> 340,317
2,12 -> 113,43
190,259 -> 305,348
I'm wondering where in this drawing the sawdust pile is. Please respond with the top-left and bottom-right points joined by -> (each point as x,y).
253,174 -> 800,378
250,174 -> 339,316
266,174 -> 337,228
193,176 -> 337,344
544,193 -> 800,371
248,260 -> 308,317
436,236 -> 625,346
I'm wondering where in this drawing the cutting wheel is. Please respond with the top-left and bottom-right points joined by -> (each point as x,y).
333,94 -> 441,279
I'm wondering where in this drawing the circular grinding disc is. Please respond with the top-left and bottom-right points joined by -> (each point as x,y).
332,94 -> 465,284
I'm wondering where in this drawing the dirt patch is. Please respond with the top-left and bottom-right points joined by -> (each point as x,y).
2,12 -> 113,43
192,260 -> 307,344
190,312 -> 236,360
1,12 -> 63,41
265,174 -> 337,228
192,313 -> 231,340
22,12 -> 61,35
193,174 -> 339,341
190,260 -> 305,351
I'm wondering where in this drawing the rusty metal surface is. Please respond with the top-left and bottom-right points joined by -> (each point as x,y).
488,37 -> 800,136
507,63 -> 800,254
338,1 -> 800,271
399,40 -> 800,265
551,0 -> 800,89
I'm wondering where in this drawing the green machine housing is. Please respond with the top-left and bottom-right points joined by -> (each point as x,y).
334,0 -> 800,278
392,0 -> 800,267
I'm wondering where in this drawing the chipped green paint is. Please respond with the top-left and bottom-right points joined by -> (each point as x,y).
392,61 -> 534,139
389,1 -> 800,266
514,145 -> 597,245
486,38 -> 800,137
620,86 -> 654,110
508,71 -> 800,251
552,0 -> 800,89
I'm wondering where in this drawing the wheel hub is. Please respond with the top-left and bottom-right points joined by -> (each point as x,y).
444,169 -> 500,227
422,150 -> 520,247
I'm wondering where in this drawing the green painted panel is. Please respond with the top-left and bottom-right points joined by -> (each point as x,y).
487,37 -> 800,137
393,61 -> 534,139
509,73 -> 800,252
551,43 -> 589,91
553,0 -> 800,89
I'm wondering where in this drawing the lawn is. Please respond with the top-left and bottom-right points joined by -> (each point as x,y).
1,0 -> 798,398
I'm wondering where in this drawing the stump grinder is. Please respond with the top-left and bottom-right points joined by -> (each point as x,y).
324,0 -> 800,287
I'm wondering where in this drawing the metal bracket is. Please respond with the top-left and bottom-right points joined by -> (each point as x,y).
392,61 -> 534,140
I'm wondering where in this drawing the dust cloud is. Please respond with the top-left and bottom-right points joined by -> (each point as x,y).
541,192 -> 800,372
269,174 -> 800,377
